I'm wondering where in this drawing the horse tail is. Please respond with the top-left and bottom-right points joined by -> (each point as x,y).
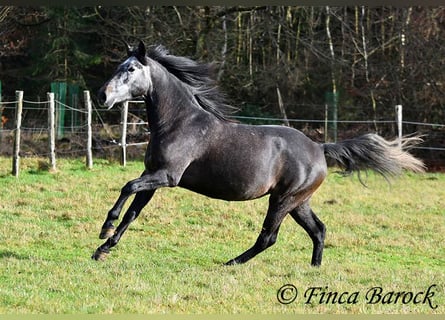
322,133 -> 425,180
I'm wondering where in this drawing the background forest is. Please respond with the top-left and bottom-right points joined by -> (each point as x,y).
1,6 -> 444,133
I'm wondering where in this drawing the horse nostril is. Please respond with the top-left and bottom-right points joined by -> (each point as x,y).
98,90 -> 106,105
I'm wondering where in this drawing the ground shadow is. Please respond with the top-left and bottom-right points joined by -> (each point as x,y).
0,250 -> 30,260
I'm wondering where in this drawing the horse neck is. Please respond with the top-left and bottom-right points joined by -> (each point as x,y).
144,61 -> 206,134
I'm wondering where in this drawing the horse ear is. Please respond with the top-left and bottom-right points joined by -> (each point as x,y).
123,40 -> 132,57
137,40 -> 146,58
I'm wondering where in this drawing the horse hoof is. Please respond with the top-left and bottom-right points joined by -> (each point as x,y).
99,227 -> 115,239
224,259 -> 238,266
92,249 -> 109,261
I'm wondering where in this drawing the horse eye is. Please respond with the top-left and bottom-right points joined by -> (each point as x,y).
128,66 -> 135,73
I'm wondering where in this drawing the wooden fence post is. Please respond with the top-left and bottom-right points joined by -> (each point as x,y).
84,90 -> 93,169
120,101 -> 129,167
276,85 -> 289,127
0,80 -> 3,152
12,90 -> 23,177
395,105 -> 402,147
48,92 -> 56,172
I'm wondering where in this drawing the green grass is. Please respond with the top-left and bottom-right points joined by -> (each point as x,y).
0,157 -> 443,314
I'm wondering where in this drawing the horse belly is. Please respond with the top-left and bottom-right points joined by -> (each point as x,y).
178,160 -> 273,201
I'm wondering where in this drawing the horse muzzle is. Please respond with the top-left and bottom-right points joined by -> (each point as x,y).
97,85 -> 116,109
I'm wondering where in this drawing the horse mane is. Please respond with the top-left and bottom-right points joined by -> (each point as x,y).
146,45 -> 237,121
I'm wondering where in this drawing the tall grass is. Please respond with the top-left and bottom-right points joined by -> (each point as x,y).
0,157 -> 443,313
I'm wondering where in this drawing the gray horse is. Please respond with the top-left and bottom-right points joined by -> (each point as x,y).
93,41 -> 424,266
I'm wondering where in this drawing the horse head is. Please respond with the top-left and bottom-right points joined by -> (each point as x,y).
98,40 -> 151,109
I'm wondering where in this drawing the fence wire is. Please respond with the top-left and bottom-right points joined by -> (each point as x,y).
1,95 -> 444,160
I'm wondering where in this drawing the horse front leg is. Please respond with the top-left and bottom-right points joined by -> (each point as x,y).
92,169 -> 172,261
99,193 -> 131,239
98,168 -> 174,238
98,171 -> 148,238
92,189 -> 155,260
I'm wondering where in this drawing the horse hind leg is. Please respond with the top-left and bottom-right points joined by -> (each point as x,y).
92,189 -> 155,261
225,195 -> 290,265
289,201 -> 326,266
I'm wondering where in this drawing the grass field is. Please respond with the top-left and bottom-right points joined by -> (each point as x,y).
0,157 -> 443,314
